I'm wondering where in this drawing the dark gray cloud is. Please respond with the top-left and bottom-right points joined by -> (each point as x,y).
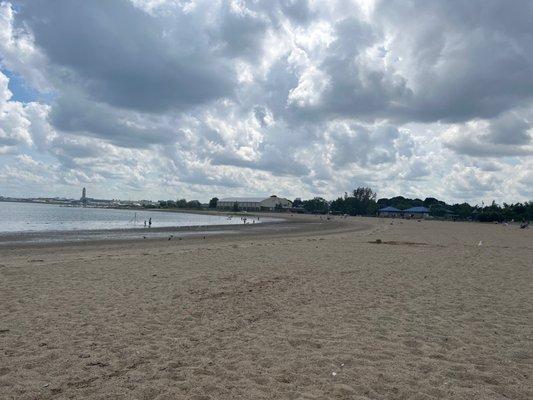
444,135 -> 533,158
485,113 -> 531,145
442,111 -> 532,158
213,3 -> 268,60
277,0 -> 315,24
211,146 -> 310,177
49,93 -> 182,148
315,17 -> 409,119
374,0 -> 533,123
15,0 -> 235,113
281,0 -> 533,125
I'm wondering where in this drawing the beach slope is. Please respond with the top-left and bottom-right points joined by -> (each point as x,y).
1,218 -> 531,399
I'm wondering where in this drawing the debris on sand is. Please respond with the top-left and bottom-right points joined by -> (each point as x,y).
86,361 -> 109,367
369,240 -> 429,246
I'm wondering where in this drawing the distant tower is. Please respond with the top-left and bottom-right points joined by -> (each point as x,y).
81,187 -> 87,204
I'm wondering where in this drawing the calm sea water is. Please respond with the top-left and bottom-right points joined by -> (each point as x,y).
0,202 -> 265,234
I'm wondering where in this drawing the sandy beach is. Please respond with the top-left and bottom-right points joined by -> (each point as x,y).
0,216 -> 531,399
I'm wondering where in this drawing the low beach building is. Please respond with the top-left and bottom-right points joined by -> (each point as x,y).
378,206 -> 402,217
402,206 -> 430,218
217,195 -> 292,211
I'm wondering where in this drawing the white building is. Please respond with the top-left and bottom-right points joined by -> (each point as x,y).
217,195 -> 292,211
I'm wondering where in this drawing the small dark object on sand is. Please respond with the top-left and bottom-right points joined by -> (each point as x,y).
375,239 -> 382,244
87,361 -> 109,367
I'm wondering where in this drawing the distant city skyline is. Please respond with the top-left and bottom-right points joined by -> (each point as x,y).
0,1 -> 532,204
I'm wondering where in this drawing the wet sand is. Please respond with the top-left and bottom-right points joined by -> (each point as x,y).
0,211 -> 285,246
0,216 -> 531,399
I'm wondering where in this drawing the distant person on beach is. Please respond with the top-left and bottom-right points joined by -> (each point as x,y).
144,220 -> 147,227
148,218 -> 152,228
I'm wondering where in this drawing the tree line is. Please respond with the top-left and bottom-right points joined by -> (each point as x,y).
146,189 -> 532,222
150,199 -> 204,209
294,187 -> 532,222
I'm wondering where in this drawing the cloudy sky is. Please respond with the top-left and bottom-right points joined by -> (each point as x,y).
1,0 -> 532,203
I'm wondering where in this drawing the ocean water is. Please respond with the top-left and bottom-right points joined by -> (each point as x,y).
0,201 -> 266,234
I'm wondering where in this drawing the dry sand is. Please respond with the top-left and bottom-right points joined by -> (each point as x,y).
0,216 -> 532,399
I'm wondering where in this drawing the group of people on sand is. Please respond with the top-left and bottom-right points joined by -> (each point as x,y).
226,214 -> 258,224
501,219 -> 530,229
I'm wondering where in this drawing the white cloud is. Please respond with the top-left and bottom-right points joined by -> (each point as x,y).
0,0 -> 531,203
0,2 -> 49,91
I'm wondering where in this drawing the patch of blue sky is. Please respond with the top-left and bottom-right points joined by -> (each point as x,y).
503,157 -> 524,166
2,68 -> 55,103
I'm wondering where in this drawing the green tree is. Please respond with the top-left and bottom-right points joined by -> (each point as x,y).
424,197 -> 446,208
429,204 -> 448,218
208,197 -> 218,208
302,197 -> 329,214
187,200 -> 202,209
349,187 -> 377,215
232,202 -> 240,212
450,203 -> 474,219
176,199 -> 187,208
292,198 -> 303,208
330,196 -> 347,214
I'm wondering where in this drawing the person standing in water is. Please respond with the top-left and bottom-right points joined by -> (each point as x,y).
148,218 -> 152,228
144,220 -> 147,228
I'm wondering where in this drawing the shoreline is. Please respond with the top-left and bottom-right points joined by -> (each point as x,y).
0,213 -> 362,249
0,208 -> 291,247
0,219 -> 284,247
